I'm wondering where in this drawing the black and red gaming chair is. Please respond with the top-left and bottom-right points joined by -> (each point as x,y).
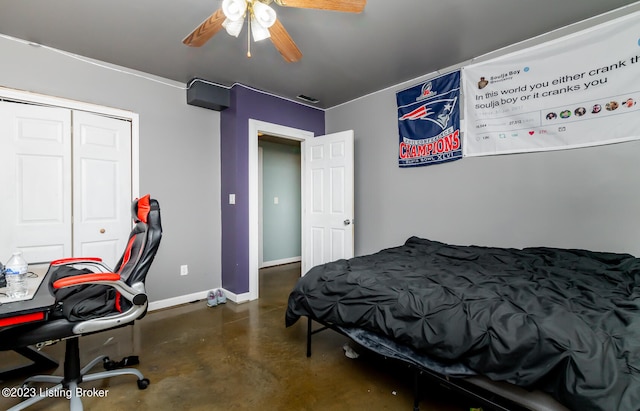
0,194 -> 162,410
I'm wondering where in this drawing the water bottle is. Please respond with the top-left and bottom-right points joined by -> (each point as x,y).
0,261 -> 5,288
5,251 -> 28,299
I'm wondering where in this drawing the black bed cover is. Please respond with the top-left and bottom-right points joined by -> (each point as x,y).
286,237 -> 640,411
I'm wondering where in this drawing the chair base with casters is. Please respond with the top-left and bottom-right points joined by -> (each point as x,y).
8,336 -> 149,411
1,271 -> 152,411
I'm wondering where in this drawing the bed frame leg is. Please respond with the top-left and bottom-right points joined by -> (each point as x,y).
413,369 -> 420,411
306,317 -> 312,357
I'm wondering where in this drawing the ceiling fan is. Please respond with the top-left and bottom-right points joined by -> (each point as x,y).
183,0 -> 366,62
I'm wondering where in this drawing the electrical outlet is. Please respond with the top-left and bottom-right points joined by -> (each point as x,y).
180,265 -> 189,276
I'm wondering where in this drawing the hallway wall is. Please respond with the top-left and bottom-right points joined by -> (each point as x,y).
260,140 -> 302,266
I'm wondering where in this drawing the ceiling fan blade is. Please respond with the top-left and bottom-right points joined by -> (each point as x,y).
275,0 -> 366,13
183,9 -> 226,47
269,19 -> 302,63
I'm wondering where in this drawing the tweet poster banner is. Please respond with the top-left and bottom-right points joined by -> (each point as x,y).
396,70 -> 462,167
463,11 -> 640,156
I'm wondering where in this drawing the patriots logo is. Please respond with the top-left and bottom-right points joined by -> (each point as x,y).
399,97 -> 458,130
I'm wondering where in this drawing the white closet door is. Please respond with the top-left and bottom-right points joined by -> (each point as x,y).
0,101 -> 72,263
73,111 -> 132,269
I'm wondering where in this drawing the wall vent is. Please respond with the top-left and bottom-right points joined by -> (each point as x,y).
296,94 -> 319,104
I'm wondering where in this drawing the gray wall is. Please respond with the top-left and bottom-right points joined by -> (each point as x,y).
259,141 -> 302,263
0,36 -> 222,302
326,6 -> 640,258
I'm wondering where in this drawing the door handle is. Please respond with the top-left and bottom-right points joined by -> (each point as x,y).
344,219 -> 351,226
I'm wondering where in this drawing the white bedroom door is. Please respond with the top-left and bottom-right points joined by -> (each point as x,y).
73,111 -> 132,269
302,130 -> 354,275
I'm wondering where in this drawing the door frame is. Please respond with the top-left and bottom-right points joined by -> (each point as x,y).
0,86 -> 140,198
248,119 -> 314,301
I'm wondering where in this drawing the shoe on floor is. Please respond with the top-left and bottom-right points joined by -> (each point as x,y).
342,343 -> 359,359
215,288 -> 227,304
206,290 -> 218,307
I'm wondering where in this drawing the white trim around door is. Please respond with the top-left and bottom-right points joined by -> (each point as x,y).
248,119 -> 314,301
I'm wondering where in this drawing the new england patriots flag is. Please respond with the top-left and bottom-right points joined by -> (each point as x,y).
397,71 -> 462,167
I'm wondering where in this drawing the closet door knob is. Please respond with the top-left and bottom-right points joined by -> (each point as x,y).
99,228 -> 106,234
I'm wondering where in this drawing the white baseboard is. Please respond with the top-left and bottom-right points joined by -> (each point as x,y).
148,290 -> 209,312
260,256 -> 301,268
148,287 -> 250,311
223,289 -> 251,304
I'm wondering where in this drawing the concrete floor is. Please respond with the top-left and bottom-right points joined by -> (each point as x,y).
0,263 -> 479,411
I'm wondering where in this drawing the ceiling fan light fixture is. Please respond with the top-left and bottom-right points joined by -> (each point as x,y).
252,1 -> 277,28
250,15 -> 271,41
222,0 -> 247,21
222,17 -> 245,37
185,0 -> 367,61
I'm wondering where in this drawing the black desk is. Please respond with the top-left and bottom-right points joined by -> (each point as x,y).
0,267 -> 58,380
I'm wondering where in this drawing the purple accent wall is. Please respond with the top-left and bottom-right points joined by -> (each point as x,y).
220,85 -> 324,295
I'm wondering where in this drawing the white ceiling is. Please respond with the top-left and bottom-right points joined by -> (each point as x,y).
0,0 -> 637,108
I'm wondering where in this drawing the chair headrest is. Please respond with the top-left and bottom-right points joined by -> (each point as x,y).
132,194 -> 151,223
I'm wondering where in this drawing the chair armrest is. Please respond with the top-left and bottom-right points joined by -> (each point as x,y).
52,273 -> 146,304
52,273 -> 121,288
50,257 -> 112,273
51,257 -> 103,265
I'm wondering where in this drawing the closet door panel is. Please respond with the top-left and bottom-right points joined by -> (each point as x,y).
73,111 -> 132,269
0,102 -> 72,263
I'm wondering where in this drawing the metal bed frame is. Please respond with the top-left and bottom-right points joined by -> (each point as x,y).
304,317 -> 569,411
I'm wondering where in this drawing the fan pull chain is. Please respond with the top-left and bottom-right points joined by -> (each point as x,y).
247,11 -> 252,58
